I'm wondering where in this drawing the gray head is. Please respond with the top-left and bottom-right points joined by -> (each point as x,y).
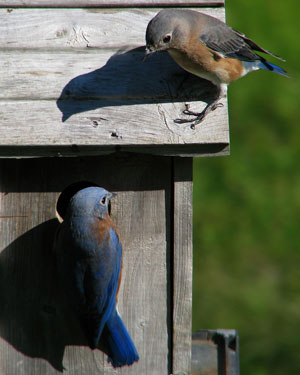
145,10 -> 180,54
146,9 -> 201,55
68,186 -> 116,219
145,9 -> 224,57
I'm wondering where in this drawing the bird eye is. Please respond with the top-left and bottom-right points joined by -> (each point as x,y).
100,196 -> 107,206
163,35 -> 171,43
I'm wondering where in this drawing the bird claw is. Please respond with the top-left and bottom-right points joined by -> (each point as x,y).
174,101 -> 223,129
182,109 -> 202,117
174,113 -> 205,129
174,110 -> 205,128
211,102 -> 224,111
174,118 -> 193,124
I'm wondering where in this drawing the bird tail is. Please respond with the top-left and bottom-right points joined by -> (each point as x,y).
104,308 -> 139,367
259,60 -> 289,77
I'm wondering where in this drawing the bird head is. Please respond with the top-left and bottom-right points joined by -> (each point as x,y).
68,187 -> 116,220
145,10 -> 180,57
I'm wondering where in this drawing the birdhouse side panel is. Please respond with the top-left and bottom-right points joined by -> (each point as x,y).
0,154 -> 179,375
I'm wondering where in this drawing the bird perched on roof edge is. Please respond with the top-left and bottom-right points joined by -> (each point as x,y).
145,9 -> 288,128
53,186 -> 139,367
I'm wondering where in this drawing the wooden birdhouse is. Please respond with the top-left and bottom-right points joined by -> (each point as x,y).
0,1 -> 229,374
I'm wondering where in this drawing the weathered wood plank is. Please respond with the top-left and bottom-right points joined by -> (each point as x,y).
0,8 -> 225,49
0,8 -> 229,156
0,98 -> 228,145
0,154 -> 172,375
172,157 -> 193,374
1,50 -> 223,101
1,1 -> 224,8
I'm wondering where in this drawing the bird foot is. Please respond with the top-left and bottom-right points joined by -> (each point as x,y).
174,102 -> 223,129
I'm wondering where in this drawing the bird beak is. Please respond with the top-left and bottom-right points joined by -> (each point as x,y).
143,46 -> 154,62
109,192 -> 117,199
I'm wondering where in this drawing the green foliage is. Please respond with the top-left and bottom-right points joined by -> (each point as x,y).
192,1 -> 300,374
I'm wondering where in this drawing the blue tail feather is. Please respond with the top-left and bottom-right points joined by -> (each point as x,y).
260,60 -> 289,77
105,308 -> 139,367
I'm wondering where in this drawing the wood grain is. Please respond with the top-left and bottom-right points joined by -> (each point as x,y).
0,1 -> 227,373
0,8 -> 225,49
0,8 -> 229,157
172,157 -> 193,374
0,98 -> 229,145
0,154 -> 173,375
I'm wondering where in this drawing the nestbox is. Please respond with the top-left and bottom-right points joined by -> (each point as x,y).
0,1 -> 229,374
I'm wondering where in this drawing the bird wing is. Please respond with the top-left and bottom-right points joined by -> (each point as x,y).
199,22 -> 259,61
199,20 -> 285,62
54,220 -> 123,349
81,227 -> 123,348
232,29 -> 286,61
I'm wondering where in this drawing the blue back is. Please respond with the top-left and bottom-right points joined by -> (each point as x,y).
54,187 -> 139,367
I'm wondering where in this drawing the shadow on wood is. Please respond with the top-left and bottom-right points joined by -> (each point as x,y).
0,153 -> 172,193
56,46 -> 218,122
0,219 -> 67,371
0,154 -> 175,373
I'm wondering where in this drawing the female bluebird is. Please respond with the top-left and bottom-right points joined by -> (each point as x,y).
145,9 -> 288,128
54,186 -> 139,367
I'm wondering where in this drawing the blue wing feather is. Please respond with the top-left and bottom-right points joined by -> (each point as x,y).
259,61 -> 289,77
79,226 -> 122,348
104,308 -> 139,367
55,218 -> 123,349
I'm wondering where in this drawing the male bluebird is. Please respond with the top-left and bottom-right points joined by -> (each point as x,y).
53,186 -> 139,367
145,9 -> 288,128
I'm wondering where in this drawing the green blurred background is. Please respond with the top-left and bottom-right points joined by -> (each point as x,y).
192,1 -> 300,374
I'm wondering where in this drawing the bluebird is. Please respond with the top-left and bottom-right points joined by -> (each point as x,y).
145,9 -> 288,128
53,186 -> 139,367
